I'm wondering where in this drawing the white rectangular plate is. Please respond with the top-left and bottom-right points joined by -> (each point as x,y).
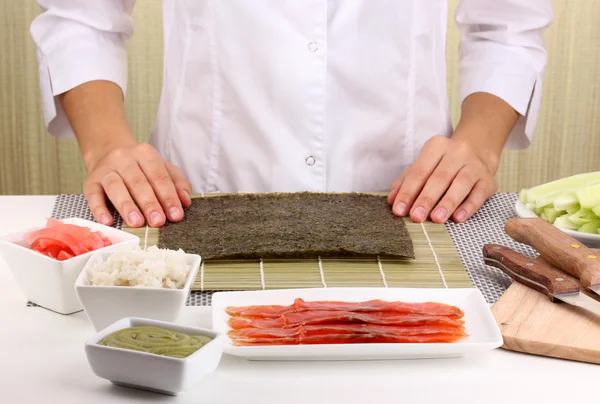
211,287 -> 503,361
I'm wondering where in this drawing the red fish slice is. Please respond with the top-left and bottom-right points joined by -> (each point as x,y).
231,332 -> 467,346
228,323 -> 466,340
226,304 -> 290,319
226,298 -> 464,319
229,310 -> 465,330
294,299 -> 464,318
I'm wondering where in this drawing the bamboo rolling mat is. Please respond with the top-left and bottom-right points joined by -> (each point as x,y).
123,194 -> 473,291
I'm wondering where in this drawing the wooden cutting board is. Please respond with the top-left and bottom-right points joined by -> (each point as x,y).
491,281 -> 600,364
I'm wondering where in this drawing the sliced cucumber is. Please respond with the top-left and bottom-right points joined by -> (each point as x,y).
543,207 -> 561,224
524,172 -> 600,206
520,172 -> 600,234
553,192 -> 578,211
569,217 -> 593,226
565,208 -> 598,226
578,220 -> 600,234
576,184 -> 600,209
519,189 -> 528,204
554,214 -> 579,230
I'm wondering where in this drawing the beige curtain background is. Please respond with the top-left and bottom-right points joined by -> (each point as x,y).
1,0 -> 599,195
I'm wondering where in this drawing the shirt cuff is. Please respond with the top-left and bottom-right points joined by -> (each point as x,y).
36,33 -> 128,139
459,51 -> 542,150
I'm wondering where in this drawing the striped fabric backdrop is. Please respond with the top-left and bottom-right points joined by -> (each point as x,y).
1,0 -> 599,195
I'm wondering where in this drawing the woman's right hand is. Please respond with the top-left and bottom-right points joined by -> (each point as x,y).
83,142 -> 192,228
55,80 -> 192,228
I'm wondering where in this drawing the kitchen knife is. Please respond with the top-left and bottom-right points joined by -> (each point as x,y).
505,217 -> 600,294
482,244 -> 600,316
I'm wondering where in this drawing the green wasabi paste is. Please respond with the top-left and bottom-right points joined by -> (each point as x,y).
100,326 -> 212,358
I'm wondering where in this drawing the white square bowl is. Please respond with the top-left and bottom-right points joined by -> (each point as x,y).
0,218 -> 140,314
75,250 -> 201,331
85,317 -> 224,396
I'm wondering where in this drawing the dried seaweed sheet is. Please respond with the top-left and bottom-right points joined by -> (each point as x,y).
158,193 -> 415,260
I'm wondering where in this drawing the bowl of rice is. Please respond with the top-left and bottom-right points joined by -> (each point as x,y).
75,245 -> 201,331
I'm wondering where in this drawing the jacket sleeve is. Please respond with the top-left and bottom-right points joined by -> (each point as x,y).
455,0 -> 553,149
30,0 -> 135,138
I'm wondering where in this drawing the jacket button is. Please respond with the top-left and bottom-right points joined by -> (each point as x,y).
305,156 -> 316,166
308,42 -> 318,52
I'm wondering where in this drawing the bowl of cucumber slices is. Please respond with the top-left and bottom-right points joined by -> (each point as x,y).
515,171 -> 600,248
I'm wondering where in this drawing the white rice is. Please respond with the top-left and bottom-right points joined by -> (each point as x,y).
87,245 -> 192,289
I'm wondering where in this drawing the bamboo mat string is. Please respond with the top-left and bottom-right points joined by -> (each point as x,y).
318,256 -> 327,288
199,261 -> 205,291
143,225 -> 149,250
197,193 -> 206,290
259,258 -> 266,290
376,255 -> 388,287
421,222 -> 448,288
188,193 -> 206,290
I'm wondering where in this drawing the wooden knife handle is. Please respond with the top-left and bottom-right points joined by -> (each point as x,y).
483,244 -> 580,301
505,217 -> 600,288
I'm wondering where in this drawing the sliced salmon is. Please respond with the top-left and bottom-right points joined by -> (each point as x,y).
226,298 -> 464,319
231,333 -> 467,346
229,310 -> 465,330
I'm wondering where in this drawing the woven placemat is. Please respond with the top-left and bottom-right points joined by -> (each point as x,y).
445,193 -> 535,303
26,192 -> 531,308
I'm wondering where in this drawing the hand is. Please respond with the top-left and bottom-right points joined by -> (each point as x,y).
83,142 -> 192,228
387,135 -> 498,224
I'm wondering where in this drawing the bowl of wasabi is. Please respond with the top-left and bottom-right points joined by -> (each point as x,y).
84,317 -> 224,396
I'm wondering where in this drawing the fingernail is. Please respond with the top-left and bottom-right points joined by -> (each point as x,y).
394,202 -> 408,216
99,214 -> 112,225
433,208 -> 447,221
128,211 -> 143,226
169,207 -> 183,221
150,211 -> 163,226
181,190 -> 192,207
413,207 -> 426,222
455,209 -> 467,222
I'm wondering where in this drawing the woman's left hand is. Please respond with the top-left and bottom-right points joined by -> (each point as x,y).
387,134 -> 499,224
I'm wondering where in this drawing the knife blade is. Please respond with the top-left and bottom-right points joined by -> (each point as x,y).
482,244 -> 600,317
505,217 -> 600,295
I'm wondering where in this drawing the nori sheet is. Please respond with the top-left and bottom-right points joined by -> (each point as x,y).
158,193 -> 415,260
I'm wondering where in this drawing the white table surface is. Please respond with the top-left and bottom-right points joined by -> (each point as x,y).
1,195 -> 598,404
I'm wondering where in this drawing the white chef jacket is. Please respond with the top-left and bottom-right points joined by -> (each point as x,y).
30,1 -> 552,194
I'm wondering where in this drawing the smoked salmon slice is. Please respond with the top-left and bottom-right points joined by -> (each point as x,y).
228,323 -> 466,340
226,298 -> 463,319
230,333 -> 466,346
228,310 -> 464,330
